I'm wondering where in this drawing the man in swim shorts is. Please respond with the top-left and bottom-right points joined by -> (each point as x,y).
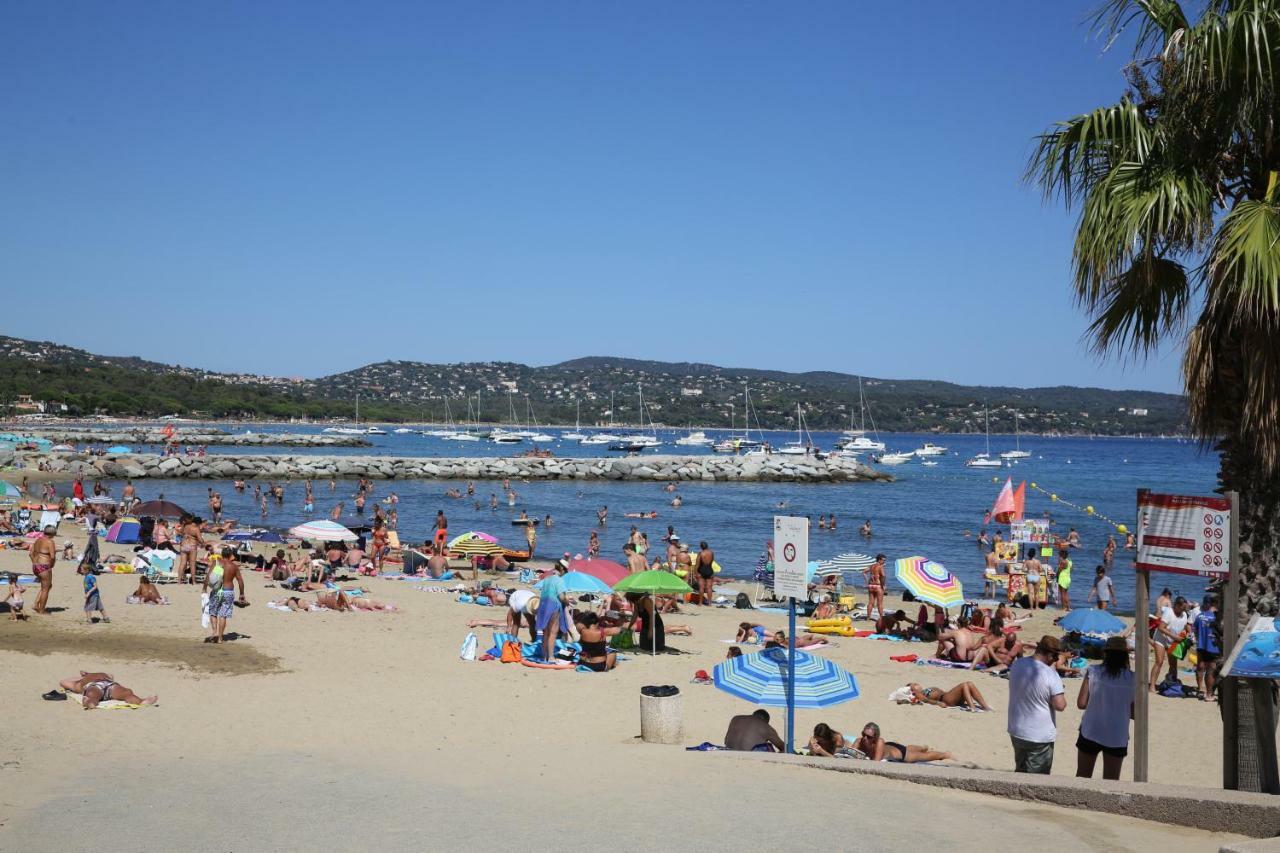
30,525 -> 57,614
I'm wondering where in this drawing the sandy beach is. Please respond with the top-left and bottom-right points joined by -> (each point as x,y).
0,521 -> 1241,851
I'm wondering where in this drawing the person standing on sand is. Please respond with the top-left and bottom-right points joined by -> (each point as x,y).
524,520 -> 537,556
1056,549 -> 1074,611
1022,547 -> 1042,610
1088,566 -> 1114,610
1007,635 -> 1066,774
30,525 -> 57,614
203,547 -> 246,644
1075,636 -> 1134,780
864,554 -> 887,621
536,560 -> 570,661
434,510 -> 448,548
696,541 -> 716,605
177,515 -> 204,585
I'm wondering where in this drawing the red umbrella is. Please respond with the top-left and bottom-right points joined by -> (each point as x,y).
568,558 -> 628,586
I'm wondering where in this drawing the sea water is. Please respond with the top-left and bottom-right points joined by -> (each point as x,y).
93,427 -> 1219,612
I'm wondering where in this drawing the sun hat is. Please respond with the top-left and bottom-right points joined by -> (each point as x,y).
1035,635 -> 1062,655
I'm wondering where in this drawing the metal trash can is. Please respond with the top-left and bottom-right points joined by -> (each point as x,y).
639,685 -> 682,744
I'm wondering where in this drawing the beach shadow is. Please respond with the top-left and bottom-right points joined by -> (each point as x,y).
0,624 -> 279,675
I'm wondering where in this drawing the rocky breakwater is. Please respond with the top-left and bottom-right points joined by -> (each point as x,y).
25,452 -> 894,484
24,429 -> 371,448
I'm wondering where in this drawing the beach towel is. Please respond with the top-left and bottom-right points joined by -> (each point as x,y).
889,654 -> 919,663
920,658 -> 975,669
866,634 -> 906,642
685,742 -> 728,751
126,596 -> 169,605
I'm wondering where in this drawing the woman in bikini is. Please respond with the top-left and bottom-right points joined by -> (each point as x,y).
853,722 -> 951,763
177,515 -> 203,585
575,612 -> 619,672
57,671 -> 157,708
863,554 -> 887,621
906,681 -> 993,712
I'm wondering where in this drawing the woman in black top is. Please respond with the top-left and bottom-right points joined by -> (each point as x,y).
575,612 -> 618,671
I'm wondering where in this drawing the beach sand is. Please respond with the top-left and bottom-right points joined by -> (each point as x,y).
0,526 -> 1237,851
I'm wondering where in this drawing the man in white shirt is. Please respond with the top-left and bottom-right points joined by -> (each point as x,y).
1006,634 -> 1067,774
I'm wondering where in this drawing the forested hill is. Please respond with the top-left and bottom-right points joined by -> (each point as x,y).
0,337 -> 1186,434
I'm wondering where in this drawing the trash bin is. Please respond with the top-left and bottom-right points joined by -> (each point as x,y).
639,685 -> 682,745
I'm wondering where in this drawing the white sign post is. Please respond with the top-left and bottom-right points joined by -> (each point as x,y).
774,515 -> 809,753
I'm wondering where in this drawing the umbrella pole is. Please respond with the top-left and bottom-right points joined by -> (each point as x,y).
652,592 -> 656,656
786,595 -> 796,754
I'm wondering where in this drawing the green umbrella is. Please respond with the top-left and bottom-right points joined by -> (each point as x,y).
612,570 -> 693,655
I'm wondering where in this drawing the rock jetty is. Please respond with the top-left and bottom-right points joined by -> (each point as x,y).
13,451 -> 892,484
20,429 -> 370,448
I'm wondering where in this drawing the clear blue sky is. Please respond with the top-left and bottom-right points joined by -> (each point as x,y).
0,2 -> 1183,392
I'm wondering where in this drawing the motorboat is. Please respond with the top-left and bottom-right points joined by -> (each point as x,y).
444,432 -> 481,442
840,435 -> 886,452
915,442 -> 947,456
528,433 -> 555,443
322,427 -> 367,435
393,428 -> 415,435
579,433 -> 617,446
491,431 -> 523,445
675,430 -> 712,446
876,451 -> 914,465
364,427 -> 387,435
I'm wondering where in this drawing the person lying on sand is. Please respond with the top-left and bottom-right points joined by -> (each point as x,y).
768,629 -> 825,647
128,577 -> 167,605
905,681 -> 993,712
876,610 -> 911,636
57,671 -> 157,709
736,622 -> 767,643
935,620 -> 984,662
851,722 -> 951,763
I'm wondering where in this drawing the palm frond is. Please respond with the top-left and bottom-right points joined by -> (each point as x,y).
1090,0 -> 1190,54
1179,0 -> 1280,90
1086,255 -> 1192,357
1025,99 -> 1155,205
1207,199 -> 1280,318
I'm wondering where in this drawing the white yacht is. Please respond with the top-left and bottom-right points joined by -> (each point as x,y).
562,399 -> 587,441
836,378 -> 886,451
364,427 -> 387,435
675,430 -> 713,446
778,404 -> 815,455
842,435 -> 887,452
876,451 -> 915,465
393,428 -> 415,434
915,442 -> 947,456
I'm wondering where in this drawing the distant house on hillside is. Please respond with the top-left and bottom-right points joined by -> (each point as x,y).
680,388 -> 702,396
1131,408 -> 1149,417
11,394 -> 41,413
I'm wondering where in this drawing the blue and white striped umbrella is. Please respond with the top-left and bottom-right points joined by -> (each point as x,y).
817,552 -> 876,573
712,647 -> 859,709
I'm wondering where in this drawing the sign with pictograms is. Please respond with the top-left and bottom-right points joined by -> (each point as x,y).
773,516 -> 809,599
1136,491 -> 1232,577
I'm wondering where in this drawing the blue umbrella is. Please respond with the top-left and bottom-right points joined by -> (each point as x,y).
713,647 -> 859,709
1058,608 -> 1127,636
537,571 -> 613,595
106,445 -> 132,454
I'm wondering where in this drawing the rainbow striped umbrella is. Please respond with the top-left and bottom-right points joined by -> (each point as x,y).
713,647 -> 859,709
894,556 -> 964,608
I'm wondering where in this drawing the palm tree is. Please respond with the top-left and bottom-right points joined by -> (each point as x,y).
1027,0 -> 1280,630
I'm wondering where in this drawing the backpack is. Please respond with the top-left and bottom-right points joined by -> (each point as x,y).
459,632 -> 478,661
734,592 -> 753,610
500,640 -> 523,663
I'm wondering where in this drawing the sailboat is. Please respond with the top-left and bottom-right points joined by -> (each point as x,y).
837,378 -> 886,453
966,407 -> 1003,468
561,399 -> 587,441
1000,411 -> 1032,459
426,399 -> 460,438
609,384 -> 661,451
490,395 -> 524,444
715,384 -> 764,453
324,392 -> 373,434
523,397 -> 555,443
778,404 -> 814,455
443,395 -> 482,441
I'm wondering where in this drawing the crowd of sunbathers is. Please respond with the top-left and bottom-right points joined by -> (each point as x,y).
721,710 -> 952,763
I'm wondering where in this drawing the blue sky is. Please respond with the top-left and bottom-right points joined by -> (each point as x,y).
0,2 -> 1185,392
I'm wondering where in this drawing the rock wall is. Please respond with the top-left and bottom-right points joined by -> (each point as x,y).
13,451 -> 893,484
20,430 -> 370,448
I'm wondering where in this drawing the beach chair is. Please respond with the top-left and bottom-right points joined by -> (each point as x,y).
752,556 -> 779,606
15,508 -> 30,534
139,550 -> 179,583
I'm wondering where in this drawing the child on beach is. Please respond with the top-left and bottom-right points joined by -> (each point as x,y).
4,573 -> 26,620
80,560 -> 109,624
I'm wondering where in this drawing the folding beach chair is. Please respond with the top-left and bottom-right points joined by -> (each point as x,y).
138,549 -> 179,583
752,554 -> 779,606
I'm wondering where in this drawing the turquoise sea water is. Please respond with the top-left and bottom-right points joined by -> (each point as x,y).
94,426 -> 1219,612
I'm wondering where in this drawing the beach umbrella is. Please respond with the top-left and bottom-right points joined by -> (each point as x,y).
222,528 -> 261,541
538,571 -> 612,595
613,570 -> 694,656
449,531 -> 498,549
817,552 -> 876,573
1058,608 -> 1127,636
449,537 -> 504,557
713,646 -> 859,709
568,558 -> 628,586
0,481 -> 21,505
289,519 -> 357,543
131,499 -> 189,519
86,495 -> 116,506
894,556 -> 964,608
105,516 -> 142,544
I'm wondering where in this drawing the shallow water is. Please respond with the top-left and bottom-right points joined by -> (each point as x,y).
91,428 -> 1219,612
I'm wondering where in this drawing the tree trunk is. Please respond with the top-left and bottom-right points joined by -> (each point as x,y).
1219,437 -> 1280,635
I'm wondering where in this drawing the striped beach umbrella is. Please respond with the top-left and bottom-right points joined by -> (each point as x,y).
449,531 -> 498,548
894,556 -> 964,608
817,552 -> 876,573
449,537 -> 504,557
713,647 -> 859,709
289,519 -> 358,542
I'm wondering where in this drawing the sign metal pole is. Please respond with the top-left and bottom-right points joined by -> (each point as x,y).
772,515 -> 809,756
1224,491 -> 1241,789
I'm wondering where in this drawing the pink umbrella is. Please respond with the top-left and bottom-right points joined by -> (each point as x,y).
568,558 -> 628,586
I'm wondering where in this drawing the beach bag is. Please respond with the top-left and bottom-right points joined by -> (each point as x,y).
500,640 -> 523,663
613,627 -> 635,650
200,593 -> 211,630
1159,680 -> 1185,698
1170,637 -> 1192,661
734,592 -> 753,610
459,632 -> 478,661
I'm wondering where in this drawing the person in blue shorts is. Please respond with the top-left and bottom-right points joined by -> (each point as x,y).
1194,596 -> 1221,701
